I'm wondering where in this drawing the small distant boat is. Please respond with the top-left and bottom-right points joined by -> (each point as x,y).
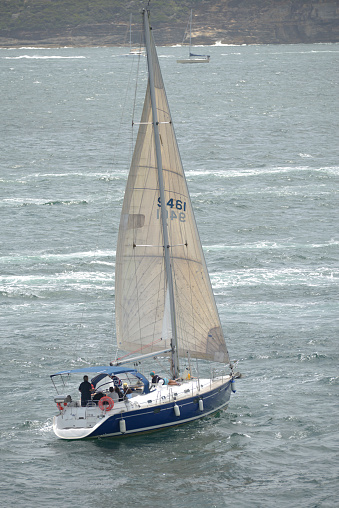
51,8 -> 237,440
177,10 -> 210,64
127,14 -> 145,56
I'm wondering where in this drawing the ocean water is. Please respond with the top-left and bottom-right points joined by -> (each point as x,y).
0,42 -> 338,508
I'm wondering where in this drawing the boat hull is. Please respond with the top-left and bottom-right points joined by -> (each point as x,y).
177,58 -> 210,64
53,378 -> 232,440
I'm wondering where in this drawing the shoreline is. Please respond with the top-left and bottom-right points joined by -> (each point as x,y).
1,38 -> 338,49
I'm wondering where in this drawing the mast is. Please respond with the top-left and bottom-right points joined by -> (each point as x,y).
142,9 -> 180,378
189,9 -> 192,56
129,14 -> 132,51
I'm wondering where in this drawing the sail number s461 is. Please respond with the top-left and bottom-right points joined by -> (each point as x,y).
157,197 -> 186,222
158,197 -> 186,211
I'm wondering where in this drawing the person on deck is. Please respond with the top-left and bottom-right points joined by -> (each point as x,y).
150,371 -> 162,384
92,391 -> 104,404
78,375 -> 93,407
106,386 -> 119,402
114,385 -> 124,401
150,371 -> 179,386
122,382 -> 134,399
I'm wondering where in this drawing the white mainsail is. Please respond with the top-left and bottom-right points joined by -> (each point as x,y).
115,14 -> 229,369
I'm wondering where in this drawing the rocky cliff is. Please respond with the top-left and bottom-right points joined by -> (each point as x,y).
0,1 -> 338,48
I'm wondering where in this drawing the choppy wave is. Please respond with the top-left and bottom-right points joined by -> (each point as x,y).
3,55 -> 86,60
1,265 -> 336,299
0,250 -> 115,265
1,271 -> 115,299
187,165 -> 339,178
204,239 -> 339,251
212,266 -> 338,289
1,198 -> 89,206
0,171 -> 126,183
214,40 -> 243,47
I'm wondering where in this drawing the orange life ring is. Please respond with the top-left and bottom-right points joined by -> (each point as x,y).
98,396 -> 114,411
57,402 -> 63,411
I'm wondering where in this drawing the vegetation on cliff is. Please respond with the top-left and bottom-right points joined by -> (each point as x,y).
0,0 -> 338,46
1,0 -> 192,32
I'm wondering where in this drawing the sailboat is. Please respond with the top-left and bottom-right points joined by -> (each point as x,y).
51,8 -> 238,440
177,10 -> 210,64
126,14 -> 145,56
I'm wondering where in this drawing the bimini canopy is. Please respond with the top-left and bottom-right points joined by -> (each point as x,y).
50,365 -> 150,393
50,365 -> 137,378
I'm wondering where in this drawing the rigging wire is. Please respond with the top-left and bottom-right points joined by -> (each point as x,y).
115,20 -> 147,361
71,30 -> 146,365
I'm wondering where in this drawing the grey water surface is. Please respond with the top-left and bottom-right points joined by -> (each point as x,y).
0,42 -> 338,507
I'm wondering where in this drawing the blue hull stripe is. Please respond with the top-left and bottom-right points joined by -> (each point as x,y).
87,380 -> 232,438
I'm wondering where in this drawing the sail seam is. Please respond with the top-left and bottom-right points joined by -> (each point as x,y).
133,243 -> 187,248
133,121 -> 171,125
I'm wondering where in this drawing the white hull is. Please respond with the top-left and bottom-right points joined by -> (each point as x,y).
127,49 -> 145,56
177,58 -> 210,64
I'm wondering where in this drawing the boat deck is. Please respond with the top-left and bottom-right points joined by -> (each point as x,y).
53,376 -> 231,438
